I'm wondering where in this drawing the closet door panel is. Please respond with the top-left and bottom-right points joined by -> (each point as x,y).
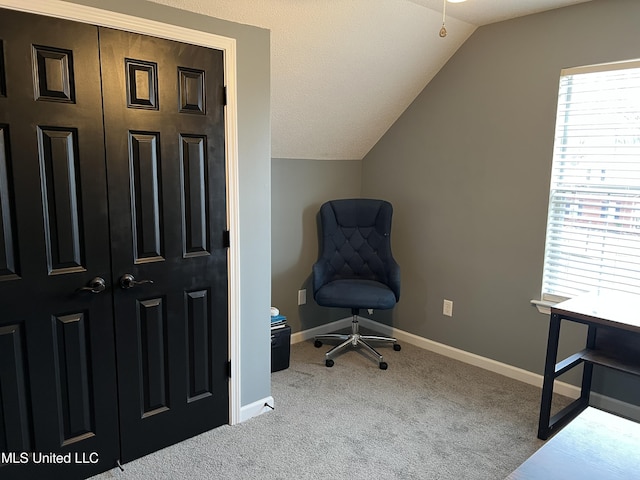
0,124 -> 18,279
0,9 -> 119,480
100,27 -> 229,463
0,324 -> 31,453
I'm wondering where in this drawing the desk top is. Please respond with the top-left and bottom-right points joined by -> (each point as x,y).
507,407 -> 640,480
551,291 -> 640,333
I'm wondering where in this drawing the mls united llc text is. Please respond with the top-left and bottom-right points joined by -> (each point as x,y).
1,452 -> 99,465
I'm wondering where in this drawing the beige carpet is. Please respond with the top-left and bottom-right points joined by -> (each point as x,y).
91,338 -> 567,479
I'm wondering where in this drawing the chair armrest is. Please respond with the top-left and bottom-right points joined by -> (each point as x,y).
312,261 -> 331,297
388,258 -> 401,301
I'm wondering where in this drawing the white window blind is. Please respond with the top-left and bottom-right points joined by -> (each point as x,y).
542,60 -> 640,300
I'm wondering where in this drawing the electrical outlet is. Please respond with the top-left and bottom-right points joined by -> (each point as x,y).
298,289 -> 307,305
367,309 -> 374,315
443,299 -> 453,317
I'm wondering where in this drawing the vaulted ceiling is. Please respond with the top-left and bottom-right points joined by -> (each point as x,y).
150,0 -> 592,160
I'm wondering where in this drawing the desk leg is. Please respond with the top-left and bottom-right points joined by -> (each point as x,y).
538,312 -> 561,440
580,326 -> 596,403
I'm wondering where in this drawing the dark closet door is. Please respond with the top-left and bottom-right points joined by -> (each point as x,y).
98,28 -> 229,462
0,10 -> 119,479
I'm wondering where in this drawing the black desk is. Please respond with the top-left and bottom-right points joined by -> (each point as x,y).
510,407 -> 640,479
538,291 -> 640,440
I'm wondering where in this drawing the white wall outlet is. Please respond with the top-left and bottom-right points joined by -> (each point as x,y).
367,309 -> 374,315
298,289 -> 307,305
443,299 -> 453,317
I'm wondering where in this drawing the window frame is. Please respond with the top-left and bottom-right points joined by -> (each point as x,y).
540,59 -> 640,305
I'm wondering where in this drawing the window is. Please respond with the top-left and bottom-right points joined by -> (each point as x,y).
541,60 -> 640,301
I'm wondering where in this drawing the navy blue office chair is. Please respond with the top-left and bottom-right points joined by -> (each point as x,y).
312,198 -> 401,369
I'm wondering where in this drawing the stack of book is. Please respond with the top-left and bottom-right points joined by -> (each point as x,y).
270,314 -> 287,329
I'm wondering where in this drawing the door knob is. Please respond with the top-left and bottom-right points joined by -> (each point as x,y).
77,276 -> 107,294
120,273 -> 154,289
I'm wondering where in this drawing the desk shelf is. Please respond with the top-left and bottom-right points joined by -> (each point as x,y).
581,349 -> 640,377
555,348 -> 640,378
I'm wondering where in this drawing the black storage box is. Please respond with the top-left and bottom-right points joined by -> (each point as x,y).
271,325 -> 291,372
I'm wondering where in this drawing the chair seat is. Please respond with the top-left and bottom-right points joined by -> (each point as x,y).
315,279 -> 397,310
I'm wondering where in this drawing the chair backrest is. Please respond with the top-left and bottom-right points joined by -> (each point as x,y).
313,198 -> 400,298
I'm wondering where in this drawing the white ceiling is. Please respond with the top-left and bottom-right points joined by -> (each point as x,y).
149,0 -> 591,160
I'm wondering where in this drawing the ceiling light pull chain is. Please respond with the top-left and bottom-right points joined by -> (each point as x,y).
439,0 -> 448,37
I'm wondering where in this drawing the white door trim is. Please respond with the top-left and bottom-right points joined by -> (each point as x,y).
0,0 -> 242,425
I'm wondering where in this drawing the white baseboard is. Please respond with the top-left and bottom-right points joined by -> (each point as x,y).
294,316 -> 640,422
239,396 -> 275,423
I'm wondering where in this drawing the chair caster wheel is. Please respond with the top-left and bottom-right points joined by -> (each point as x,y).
314,340 -> 323,348
393,344 -> 401,351
325,359 -> 334,367
379,362 -> 388,370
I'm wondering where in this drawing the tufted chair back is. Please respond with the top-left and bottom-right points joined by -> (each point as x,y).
312,199 -> 400,303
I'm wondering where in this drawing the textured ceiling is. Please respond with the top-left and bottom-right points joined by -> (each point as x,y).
149,0 -> 591,160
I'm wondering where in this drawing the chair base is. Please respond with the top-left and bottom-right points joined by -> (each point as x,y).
314,315 -> 400,369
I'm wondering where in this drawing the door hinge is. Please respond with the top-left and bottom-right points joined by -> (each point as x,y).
227,360 -> 232,378
223,230 -> 230,249
223,86 -> 227,106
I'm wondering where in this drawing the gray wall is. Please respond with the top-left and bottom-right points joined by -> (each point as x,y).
271,158 -> 361,332
361,0 -> 640,400
60,0 -> 272,407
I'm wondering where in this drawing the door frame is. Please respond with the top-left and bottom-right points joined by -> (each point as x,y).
0,0 -> 242,425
